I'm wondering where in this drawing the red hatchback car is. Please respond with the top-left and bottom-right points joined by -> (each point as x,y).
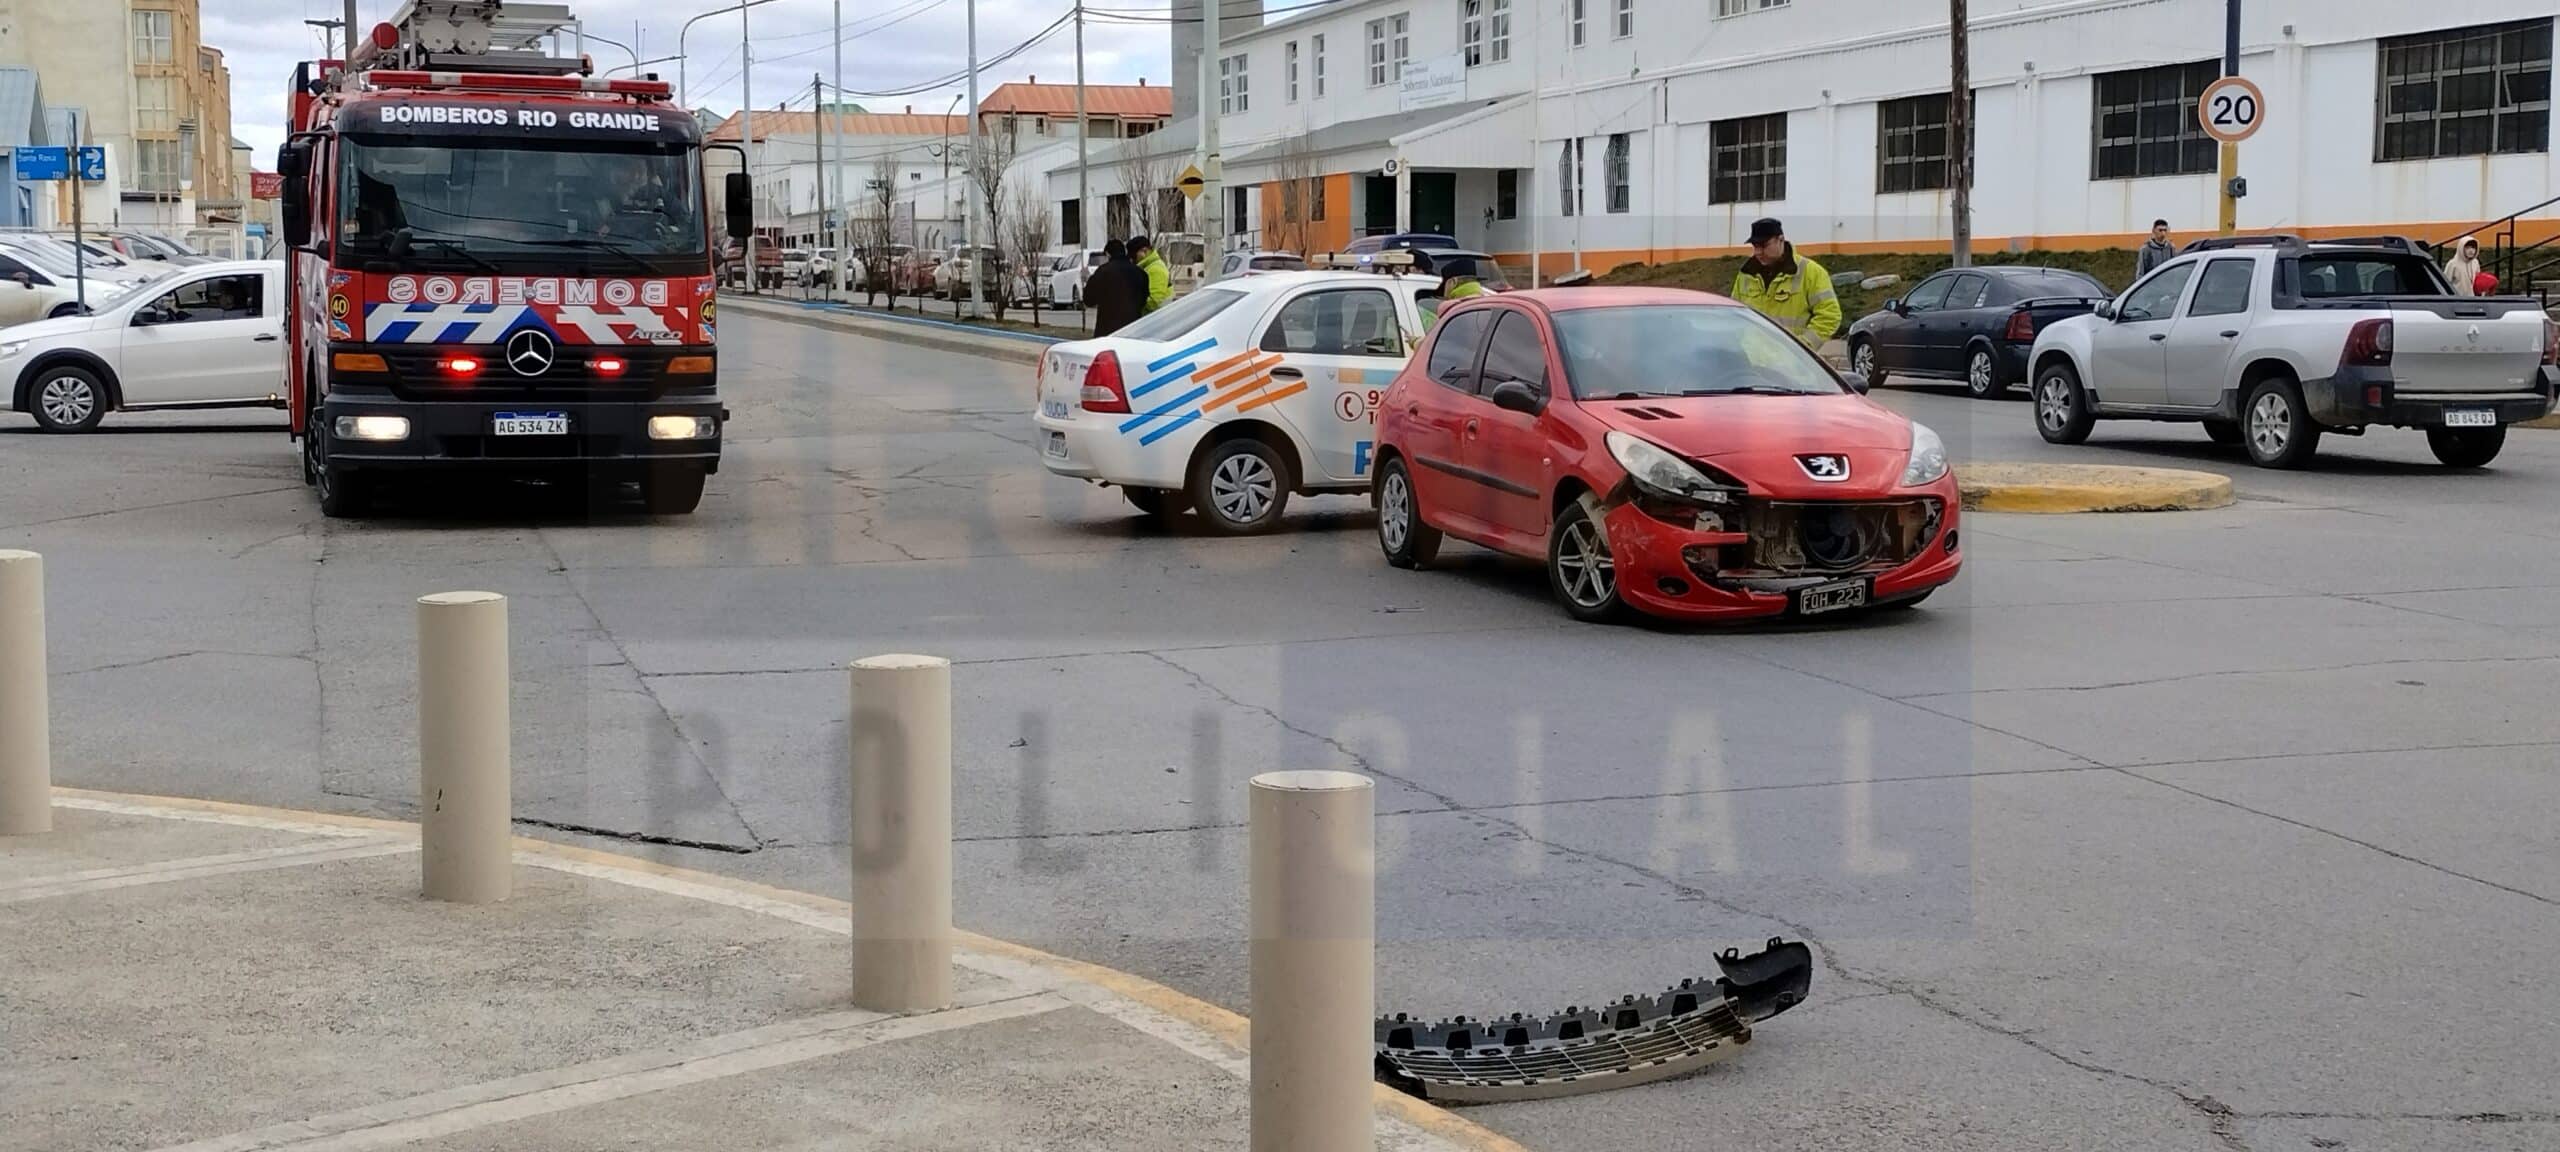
1372,287 -> 1963,622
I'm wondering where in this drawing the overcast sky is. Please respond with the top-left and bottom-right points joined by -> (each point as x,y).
212,0 -> 1182,167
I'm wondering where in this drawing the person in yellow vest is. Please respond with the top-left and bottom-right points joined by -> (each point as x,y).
1732,218 -> 1841,351
1439,255 -> 1488,303
1130,234 -> 1173,314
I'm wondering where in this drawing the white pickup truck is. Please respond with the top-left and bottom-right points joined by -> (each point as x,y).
2029,236 -> 2557,469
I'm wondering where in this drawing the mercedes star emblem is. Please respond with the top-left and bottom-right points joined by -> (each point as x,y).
1797,454 -> 1850,482
505,329 -> 556,378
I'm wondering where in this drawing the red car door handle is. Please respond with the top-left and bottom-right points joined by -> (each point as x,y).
1465,419 -> 1479,438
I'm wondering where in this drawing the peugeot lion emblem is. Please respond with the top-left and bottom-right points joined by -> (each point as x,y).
505,329 -> 556,378
1797,454 -> 1850,482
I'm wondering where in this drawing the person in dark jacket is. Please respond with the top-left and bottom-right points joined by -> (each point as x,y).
2135,219 -> 2176,278
1087,238 -> 1148,337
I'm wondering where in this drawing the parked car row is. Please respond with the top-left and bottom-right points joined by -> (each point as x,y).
1033,266 -> 1961,624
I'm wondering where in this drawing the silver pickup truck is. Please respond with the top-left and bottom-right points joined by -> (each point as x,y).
2028,236 -> 2557,468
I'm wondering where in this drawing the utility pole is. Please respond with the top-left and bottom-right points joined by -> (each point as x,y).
965,0 -> 985,318
741,3 -> 757,294
814,72 -> 826,300
1074,3 -> 1089,253
832,0 -> 846,302
1949,0 -> 1972,267
1198,0 -> 1225,276
2218,0 -> 2242,235
345,0 -> 360,54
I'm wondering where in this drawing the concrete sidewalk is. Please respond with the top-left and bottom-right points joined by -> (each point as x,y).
726,296 -> 1054,366
1,789 -> 1521,1152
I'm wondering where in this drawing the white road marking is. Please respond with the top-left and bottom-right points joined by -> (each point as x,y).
0,839 -> 416,904
54,795 -> 387,838
146,990 -> 1067,1152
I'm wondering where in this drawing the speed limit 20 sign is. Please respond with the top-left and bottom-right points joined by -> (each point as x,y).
2198,75 -> 2265,144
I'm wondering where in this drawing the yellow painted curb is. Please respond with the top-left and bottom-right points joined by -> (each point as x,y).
1958,462 -> 2234,514
48,787 -> 1533,1152
2521,412 -> 2560,430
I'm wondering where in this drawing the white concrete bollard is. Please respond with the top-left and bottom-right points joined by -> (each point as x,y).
0,550 -> 49,836
417,591 -> 511,903
848,653 -> 954,1012
1249,770 -> 1376,1152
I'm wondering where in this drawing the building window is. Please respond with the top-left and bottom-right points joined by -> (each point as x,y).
2091,60 -> 2219,179
1497,168 -> 1518,219
1393,14 -> 1411,79
1614,0 -> 1634,39
1033,117 -> 1051,134
1605,133 -> 1631,213
134,76 -> 176,134
1231,186 -> 1250,232
1369,15 -> 1410,85
1877,92 -> 1963,193
1220,53 -> 1250,115
1369,20 -> 1390,86
1710,112 -> 1786,203
1287,41 -> 1301,103
133,9 -> 173,65
1312,177 -> 1327,221
2377,18 -> 2551,161
134,138 -> 181,193
1463,0 -> 1485,67
1461,1 -> 1510,67
1557,139 -> 1584,217
1313,34 -> 1327,96
1570,0 -> 1586,48
1716,0 -> 1788,15
1491,0 -> 1511,63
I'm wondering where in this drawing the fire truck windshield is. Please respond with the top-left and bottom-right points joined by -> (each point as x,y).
337,137 -> 706,273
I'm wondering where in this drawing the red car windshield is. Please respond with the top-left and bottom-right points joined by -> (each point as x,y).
1553,305 -> 1846,400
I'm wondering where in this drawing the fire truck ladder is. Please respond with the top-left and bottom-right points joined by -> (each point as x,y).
375,0 -> 589,76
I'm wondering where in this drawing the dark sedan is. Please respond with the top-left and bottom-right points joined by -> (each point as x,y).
1846,266 -> 2108,398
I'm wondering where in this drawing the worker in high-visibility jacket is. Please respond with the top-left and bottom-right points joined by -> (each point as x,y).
1731,218 -> 1841,351
1131,234 -> 1173,314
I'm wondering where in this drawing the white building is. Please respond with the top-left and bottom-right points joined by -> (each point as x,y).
1110,0 -> 2554,276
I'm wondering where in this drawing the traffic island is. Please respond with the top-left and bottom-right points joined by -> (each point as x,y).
1959,463 -> 2234,513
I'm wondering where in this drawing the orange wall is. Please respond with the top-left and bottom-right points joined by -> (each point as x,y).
1500,216 -> 2560,278
1261,174 -> 1354,254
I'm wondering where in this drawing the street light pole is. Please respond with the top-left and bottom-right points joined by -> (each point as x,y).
831,0 -> 845,301
965,0 -> 985,319
677,0 -> 785,109
741,1 -> 757,294
1199,0 -> 1225,275
1074,3 -> 1089,255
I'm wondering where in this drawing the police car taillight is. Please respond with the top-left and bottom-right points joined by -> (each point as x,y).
1081,351 -> 1132,413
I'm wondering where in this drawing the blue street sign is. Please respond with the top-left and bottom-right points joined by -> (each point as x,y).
76,146 -> 104,182
13,147 -> 67,181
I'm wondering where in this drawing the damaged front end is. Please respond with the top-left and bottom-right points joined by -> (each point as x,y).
1374,938 -> 1815,1104
1697,498 -> 1946,595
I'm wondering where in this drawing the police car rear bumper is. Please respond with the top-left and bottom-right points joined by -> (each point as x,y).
1033,404 -> 1194,490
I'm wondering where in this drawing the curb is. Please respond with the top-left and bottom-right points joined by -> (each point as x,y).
43,786 -> 1533,1152
2523,413 -> 2560,430
1958,462 -> 2234,513
726,296 -> 1052,367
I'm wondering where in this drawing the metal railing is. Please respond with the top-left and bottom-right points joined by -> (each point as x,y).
2434,192 -> 2560,309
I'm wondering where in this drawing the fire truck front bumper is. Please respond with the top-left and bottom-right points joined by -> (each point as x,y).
317,393 -> 726,473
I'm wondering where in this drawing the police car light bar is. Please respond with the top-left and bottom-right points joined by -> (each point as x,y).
1312,251 -> 1417,272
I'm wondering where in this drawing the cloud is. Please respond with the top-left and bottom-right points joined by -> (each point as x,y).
210,0 -> 1179,166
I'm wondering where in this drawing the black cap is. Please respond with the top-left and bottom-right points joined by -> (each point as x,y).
1748,218 -> 1785,245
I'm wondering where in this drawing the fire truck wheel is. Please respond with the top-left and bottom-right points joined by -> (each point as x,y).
307,421 -> 371,518
641,465 -> 707,515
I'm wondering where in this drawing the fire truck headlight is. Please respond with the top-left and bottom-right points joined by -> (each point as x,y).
334,415 -> 411,442
647,415 -> 717,441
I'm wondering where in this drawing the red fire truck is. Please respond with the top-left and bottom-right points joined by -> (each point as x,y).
276,0 -> 750,516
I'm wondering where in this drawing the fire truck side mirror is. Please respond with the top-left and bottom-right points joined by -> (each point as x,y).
278,139 -> 313,250
724,172 -> 753,241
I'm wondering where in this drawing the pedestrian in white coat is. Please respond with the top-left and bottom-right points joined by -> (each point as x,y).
2444,237 -> 2483,297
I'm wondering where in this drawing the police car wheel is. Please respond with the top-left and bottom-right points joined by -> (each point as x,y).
1190,438 -> 1290,536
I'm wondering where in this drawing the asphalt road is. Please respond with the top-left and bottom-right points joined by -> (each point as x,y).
8,311 -> 2559,1152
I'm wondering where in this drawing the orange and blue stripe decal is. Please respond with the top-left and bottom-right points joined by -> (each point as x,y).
1116,339 -> 1318,446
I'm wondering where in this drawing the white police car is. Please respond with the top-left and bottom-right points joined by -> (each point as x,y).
1033,264 -> 1437,534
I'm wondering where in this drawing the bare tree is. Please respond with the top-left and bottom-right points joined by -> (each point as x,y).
1121,141 -> 1169,239
1007,186 -> 1056,328
1270,136 -> 1320,258
967,128 -> 1021,321
865,149 -> 902,309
